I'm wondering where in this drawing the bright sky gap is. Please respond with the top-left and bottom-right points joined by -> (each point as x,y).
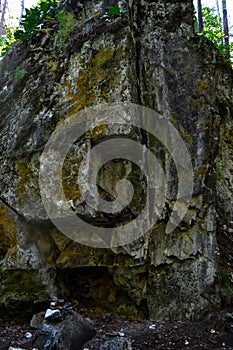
5,0 -> 233,30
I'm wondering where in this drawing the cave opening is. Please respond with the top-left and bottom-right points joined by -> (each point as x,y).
56,266 -> 148,319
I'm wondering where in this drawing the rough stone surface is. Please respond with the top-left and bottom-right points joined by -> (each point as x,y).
216,96 -> 233,224
33,309 -> 96,350
0,0 -> 233,320
100,336 -> 132,350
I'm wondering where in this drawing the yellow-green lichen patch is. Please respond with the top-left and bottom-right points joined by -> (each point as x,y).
14,158 -> 40,205
0,204 -> 17,258
62,151 -> 83,202
15,160 -> 31,201
197,80 -> 210,94
0,270 -> 49,308
195,165 -> 208,177
44,60 -> 59,73
91,47 -> 115,68
91,124 -> 107,138
190,98 -> 198,111
179,128 -> 193,144
213,118 -> 221,130
165,66 -> 173,74
61,125 -> 108,204
64,46 -> 120,116
221,131 -> 233,144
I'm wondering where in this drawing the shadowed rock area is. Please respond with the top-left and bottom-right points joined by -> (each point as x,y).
0,0 -> 233,325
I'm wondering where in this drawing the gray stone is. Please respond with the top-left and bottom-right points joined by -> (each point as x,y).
100,336 -> 132,350
30,311 -> 45,329
44,308 -> 63,322
33,310 -> 96,350
0,0 -> 232,320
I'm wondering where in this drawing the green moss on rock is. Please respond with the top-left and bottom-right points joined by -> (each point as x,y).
0,205 -> 17,259
0,269 -> 49,308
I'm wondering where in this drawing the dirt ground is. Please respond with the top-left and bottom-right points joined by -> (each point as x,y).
0,308 -> 233,350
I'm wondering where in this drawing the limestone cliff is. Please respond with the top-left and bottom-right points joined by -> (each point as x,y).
0,0 -> 232,320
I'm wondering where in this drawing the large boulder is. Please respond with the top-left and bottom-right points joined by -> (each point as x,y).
0,0 -> 232,320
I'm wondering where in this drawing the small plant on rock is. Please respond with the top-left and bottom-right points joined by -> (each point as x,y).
14,0 -> 58,41
55,11 -> 75,47
102,4 -> 129,20
0,27 -> 15,57
12,68 -> 26,84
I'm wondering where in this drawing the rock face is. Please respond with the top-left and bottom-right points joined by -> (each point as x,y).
0,0 -> 232,320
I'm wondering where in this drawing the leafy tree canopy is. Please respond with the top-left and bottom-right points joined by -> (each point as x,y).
0,2 -> 233,65
195,6 -> 233,64
0,0 -> 58,57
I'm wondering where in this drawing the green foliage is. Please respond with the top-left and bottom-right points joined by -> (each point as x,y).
102,4 -> 129,19
202,7 -> 224,44
0,27 -> 15,57
216,163 -> 224,181
0,0 -> 60,58
55,11 -> 75,47
220,269 -> 233,301
12,68 -> 26,84
220,269 -> 229,279
14,0 -> 58,41
195,7 -> 233,63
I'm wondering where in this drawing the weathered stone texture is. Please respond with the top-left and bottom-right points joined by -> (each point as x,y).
0,0 -> 232,320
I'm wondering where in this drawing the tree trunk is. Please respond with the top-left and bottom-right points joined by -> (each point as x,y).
216,0 -> 221,19
222,0 -> 230,58
197,0 -> 203,33
19,0 -> 25,25
215,0 -> 224,45
0,0 -> 7,39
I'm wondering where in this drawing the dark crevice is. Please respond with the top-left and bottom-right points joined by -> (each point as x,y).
56,266 -> 149,319
130,0 -> 143,106
0,198 -> 21,218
